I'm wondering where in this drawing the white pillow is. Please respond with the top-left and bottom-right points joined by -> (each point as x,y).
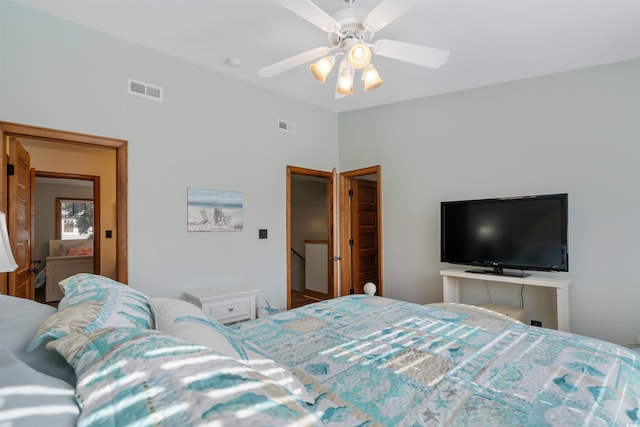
0,347 -> 79,427
28,274 -> 154,351
47,328 -> 320,426
151,297 -> 315,404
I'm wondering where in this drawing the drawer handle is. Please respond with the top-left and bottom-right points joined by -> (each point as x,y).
228,308 -> 234,312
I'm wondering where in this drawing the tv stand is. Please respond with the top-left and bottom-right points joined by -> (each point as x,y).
465,267 -> 530,278
440,269 -> 571,332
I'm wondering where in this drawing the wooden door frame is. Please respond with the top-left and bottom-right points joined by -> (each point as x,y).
286,166 -> 337,309
0,121 -> 128,293
339,165 -> 383,297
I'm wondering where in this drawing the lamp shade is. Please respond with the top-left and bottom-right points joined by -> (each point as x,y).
347,43 -> 372,70
0,212 -> 17,272
363,64 -> 384,91
309,56 -> 335,83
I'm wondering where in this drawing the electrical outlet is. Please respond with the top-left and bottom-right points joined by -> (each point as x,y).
531,320 -> 542,327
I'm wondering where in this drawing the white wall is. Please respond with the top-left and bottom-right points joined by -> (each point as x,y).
0,2 -> 339,309
339,58 -> 640,344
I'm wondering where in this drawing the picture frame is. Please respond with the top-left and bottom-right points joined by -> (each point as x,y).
187,187 -> 243,232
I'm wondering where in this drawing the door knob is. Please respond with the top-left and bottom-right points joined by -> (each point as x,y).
29,259 -> 42,274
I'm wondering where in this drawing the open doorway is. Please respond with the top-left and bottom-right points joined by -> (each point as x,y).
33,172 -> 100,304
0,121 -> 128,297
286,166 -> 337,309
287,164 -> 382,309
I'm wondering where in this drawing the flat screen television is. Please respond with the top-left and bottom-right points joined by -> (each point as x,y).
441,193 -> 568,277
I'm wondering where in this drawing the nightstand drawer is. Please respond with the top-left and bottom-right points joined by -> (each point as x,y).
209,299 -> 250,322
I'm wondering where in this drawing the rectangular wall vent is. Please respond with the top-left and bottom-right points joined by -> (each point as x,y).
128,78 -> 163,102
278,119 -> 296,134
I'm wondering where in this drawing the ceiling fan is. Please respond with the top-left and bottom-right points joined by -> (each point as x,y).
258,0 -> 450,98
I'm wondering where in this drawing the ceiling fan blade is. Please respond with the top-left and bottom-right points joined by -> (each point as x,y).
274,0 -> 341,33
364,0 -> 421,32
373,39 -> 450,69
258,46 -> 331,77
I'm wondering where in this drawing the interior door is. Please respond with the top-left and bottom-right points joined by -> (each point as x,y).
339,166 -> 382,297
329,168 -> 338,299
350,178 -> 380,295
7,137 -> 34,299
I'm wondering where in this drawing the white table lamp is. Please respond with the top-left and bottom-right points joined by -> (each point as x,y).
0,212 -> 18,272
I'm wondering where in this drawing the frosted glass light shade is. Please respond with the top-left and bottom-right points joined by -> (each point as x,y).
0,212 -> 17,273
347,43 -> 372,70
336,68 -> 354,95
363,64 -> 384,91
309,56 -> 335,83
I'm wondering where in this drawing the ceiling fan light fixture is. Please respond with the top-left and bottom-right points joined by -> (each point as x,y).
336,67 -> 355,95
309,56 -> 335,83
347,43 -> 372,69
264,0 -> 450,101
363,64 -> 384,91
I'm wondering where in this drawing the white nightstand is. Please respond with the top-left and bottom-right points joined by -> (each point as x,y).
184,286 -> 259,325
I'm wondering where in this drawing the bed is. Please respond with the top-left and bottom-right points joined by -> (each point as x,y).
44,239 -> 94,302
1,273 -> 639,426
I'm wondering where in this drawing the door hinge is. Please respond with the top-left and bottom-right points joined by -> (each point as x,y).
329,256 -> 341,261
6,164 -> 14,176
348,189 -> 354,197
349,238 -> 354,246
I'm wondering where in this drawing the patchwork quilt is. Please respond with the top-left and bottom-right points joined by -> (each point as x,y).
232,295 -> 640,426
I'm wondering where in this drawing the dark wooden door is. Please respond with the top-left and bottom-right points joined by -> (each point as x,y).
350,178 -> 379,294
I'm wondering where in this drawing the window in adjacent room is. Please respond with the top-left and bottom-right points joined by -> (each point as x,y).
56,198 -> 94,240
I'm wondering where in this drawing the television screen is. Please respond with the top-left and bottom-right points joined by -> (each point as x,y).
441,194 -> 568,276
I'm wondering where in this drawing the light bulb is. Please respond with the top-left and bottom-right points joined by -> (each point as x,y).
353,46 -> 366,59
347,43 -> 371,70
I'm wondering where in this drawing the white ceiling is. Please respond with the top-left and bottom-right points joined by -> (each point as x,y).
11,0 -> 640,112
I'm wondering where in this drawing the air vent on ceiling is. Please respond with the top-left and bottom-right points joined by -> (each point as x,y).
278,119 -> 296,134
128,78 -> 163,102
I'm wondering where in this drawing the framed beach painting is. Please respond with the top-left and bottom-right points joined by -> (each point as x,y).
187,187 -> 243,232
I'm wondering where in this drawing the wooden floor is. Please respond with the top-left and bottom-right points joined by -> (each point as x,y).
290,290 -> 330,309
35,286 -> 59,308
